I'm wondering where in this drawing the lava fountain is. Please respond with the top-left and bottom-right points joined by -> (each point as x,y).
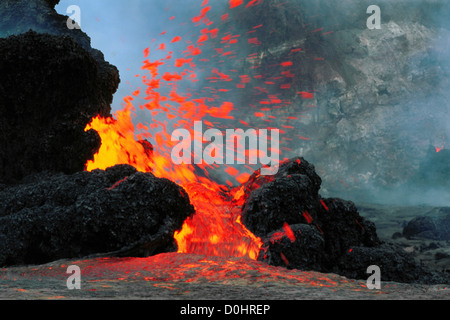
83,0 -> 284,260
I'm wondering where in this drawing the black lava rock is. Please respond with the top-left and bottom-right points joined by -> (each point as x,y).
336,243 -> 449,284
0,31 -> 119,184
316,197 -> 380,269
242,157 -> 449,284
257,224 -> 326,271
0,0 -> 120,185
256,197 -> 382,275
46,0 -> 60,7
0,165 -> 195,267
241,157 -> 323,237
403,207 -> 450,240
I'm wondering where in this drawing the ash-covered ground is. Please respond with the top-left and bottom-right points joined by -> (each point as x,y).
0,250 -> 449,300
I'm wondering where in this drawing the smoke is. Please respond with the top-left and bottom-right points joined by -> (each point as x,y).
54,0 -> 450,205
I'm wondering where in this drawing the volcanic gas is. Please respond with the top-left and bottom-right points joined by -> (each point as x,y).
83,0 -> 290,260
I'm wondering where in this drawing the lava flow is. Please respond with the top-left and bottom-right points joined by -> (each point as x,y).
84,0 -> 268,260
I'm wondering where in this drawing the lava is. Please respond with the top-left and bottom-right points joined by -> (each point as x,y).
82,0 -> 320,260
84,1 -> 273,260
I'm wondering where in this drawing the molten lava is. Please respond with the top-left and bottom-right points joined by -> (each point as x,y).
84,1 -> 268,260
83,0 -> 319,260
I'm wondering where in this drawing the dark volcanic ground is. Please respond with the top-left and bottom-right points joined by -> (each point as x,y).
0,203 -> 449,300
357,203 -> 450,278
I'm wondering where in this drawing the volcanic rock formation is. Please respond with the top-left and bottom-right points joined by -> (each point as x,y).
0,0 -> 191,268
403,207 -> 450,241
242,157 -> 449,284
0,0 -> 120,184
0,165 -> 195,267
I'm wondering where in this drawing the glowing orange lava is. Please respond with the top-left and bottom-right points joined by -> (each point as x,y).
84,2 -> 264,259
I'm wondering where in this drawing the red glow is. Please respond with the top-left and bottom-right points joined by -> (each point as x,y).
5,253 -> 356,296
320,199 -> 329,211
302,211 -> 313,224
229,0 -> 244,9
84,3 -> 269,260
107,177 -> 128,191
192,6 -> 211,23
246,0 -> 263,7
297,91 -> 314,99
280,252 -> 290,266
282,223 -> 296,243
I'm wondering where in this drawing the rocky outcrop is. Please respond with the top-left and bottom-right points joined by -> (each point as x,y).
403,207 -> 450,241
240,157 -> 323,236
0,31 -> 118,184
241,157 -> 449,284
0,165 -> 195,267
0,0 -> 194,267
336,243 -> 444,284
0,0 -> 120,184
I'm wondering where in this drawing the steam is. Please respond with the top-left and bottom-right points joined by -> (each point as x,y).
53,0 -> 450,206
